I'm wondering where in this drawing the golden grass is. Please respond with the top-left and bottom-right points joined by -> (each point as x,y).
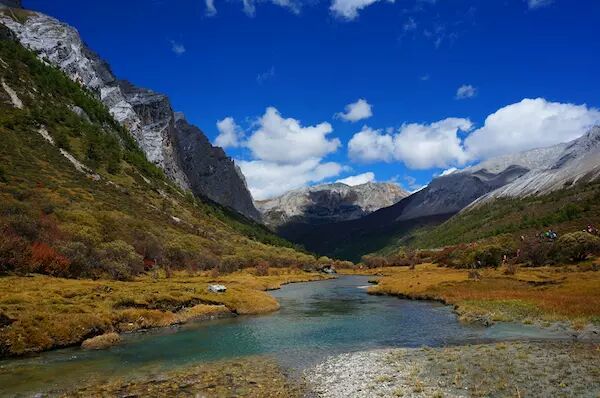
366,264 -> 600,327
0,269 -> 330,357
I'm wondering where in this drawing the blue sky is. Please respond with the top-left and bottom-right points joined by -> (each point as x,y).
25,0 -> 600,199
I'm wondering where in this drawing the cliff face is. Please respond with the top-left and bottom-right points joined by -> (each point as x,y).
0,9 -> 260,220
174,114 -> 261,220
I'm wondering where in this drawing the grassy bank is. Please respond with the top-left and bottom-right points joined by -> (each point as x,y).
342,263 -> 600,327
0,269 -> 330,357
64,356 -> 304,397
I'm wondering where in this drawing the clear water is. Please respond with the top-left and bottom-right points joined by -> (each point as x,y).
0,276 -> 570,396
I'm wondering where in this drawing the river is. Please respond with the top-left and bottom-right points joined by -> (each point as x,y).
0,275 -> 571,396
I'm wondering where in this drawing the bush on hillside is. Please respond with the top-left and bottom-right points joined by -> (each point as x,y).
98,240 -> 143,281
519,240 -> 553,266
554,231 -> 600,262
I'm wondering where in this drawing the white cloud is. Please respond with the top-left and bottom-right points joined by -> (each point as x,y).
214,117 -> 244,148
456,84 -> 477,100
239,158 -> 342,200
205,0 -> 217,16
336,172 -> 375,186
347,98 -> 600,172
527,0 -> 553,9
347,126 -> 394,163
348,119 -> 473,169
329,0 -> 391,20
336,99 -> 373,122
465,98 -> 600,159
225,107 -> 343,199
170,41 -> 186,55
439,167 -> 458,176
420,74 -> 430,81
247,107 -> 340,164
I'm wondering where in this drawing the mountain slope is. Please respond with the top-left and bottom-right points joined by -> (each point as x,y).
256,182 -> 408,228
0,26 -> 313,280
0,6 -> 260,220
282,127 -> 600,260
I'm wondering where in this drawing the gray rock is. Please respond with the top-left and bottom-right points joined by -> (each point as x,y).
174,116 -> 261,221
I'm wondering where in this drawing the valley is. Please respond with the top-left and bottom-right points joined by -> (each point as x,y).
0,1 -> 599,397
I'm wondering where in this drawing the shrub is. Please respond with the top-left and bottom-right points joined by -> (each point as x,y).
361,255 -> 388,268
555,232 -> 600,263
98,240 -> 143,280
255,261 -> 269,276
0,233 -> 31,274
219,256 -> 244,274
520,240 -> 552,267
59,241 -> 100,278
473,245 -> 504,268
30,242 -> 70,276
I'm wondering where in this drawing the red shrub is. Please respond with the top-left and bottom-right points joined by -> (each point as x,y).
31,242 -> 70,276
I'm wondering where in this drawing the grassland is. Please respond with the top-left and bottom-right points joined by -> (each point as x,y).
341,263 -> 600,328
0,268 -> 330,358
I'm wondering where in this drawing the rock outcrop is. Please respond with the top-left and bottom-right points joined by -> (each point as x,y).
0,9 -> 259,220
256,182 -> 408,228
174,114 -> 261,220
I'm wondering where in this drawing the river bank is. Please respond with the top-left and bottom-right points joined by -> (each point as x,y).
340,263 -> 600,330
305,341 -> 600,397
0,268 -> 331,358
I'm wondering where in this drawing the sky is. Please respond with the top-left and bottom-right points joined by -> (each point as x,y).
25,0 -> 600,199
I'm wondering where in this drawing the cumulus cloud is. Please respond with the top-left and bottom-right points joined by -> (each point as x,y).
214,117 -> 244,148
527,0 -> 553,9
456,84 -> 477,100
170,41 -> 186,55
224,107 -> 343,199
336,172 -> 375,186
239,158 -> 343,200
348,98 -> 600,171
205,0 -> 217,16
330,0 -> 391,20
348,119 -> 473,169
465,98 -> 600,159
247,107 -> 340,164
336,99 -> 373,122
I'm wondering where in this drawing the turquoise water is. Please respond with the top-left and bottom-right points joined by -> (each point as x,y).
0,276 -> 570,396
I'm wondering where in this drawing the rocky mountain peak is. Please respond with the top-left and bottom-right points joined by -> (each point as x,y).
0,8 -> 260,220
257,181 -> 408,228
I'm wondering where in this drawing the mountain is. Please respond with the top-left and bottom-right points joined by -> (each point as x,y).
281,127 -> 600,260
256,182 -> 408,228
0,23 -> 312,280
473,126 -> 600,202
0,5 -> 260,220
